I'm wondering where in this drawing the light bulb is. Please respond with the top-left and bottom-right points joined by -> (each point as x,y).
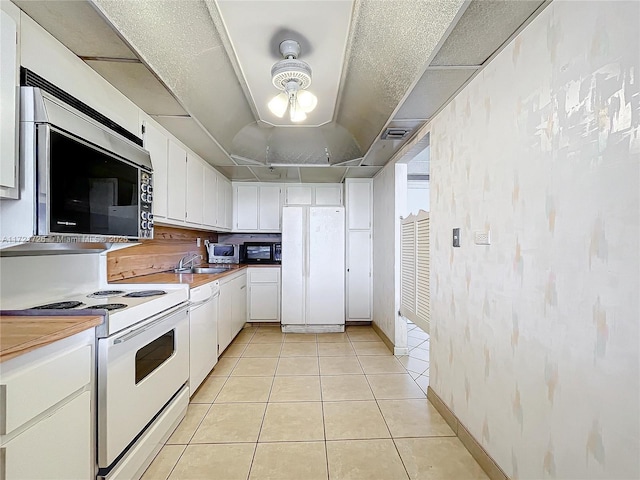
268,92 -> 288,118
290,100 -> 307,122
297,90 -> 317,113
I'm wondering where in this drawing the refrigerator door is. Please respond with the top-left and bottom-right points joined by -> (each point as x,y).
281,206 -> 305,325
307,207 -> 345,325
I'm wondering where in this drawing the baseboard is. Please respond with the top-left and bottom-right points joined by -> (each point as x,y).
370,322 -> 395,354
393,347 -> 409,355
427,387 -> 510,480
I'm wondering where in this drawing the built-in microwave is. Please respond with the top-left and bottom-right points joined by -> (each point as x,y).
205,242 -> 240,264
241,242 -> 281,264
3,87 -> 154,242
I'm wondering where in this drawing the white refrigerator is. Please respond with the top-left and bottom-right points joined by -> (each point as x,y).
281,206 -> 345,332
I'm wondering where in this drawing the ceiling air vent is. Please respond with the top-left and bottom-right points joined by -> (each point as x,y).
381,128 -> 411,140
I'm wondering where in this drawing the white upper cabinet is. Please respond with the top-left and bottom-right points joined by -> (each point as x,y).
167,140 -> 187,222
346,180 -> 372,230
285,185 -> 313,205
235,185 -> 259,231
259,185 -> 282,231
284,184 -> 343,206
315,185 -> 343,206
0,4 -> 19,200
232,183 -> 282,232
216,175 -> 232,231
186,153 -> 204,225
142,117 -> 168,220
203,166 -> 218,227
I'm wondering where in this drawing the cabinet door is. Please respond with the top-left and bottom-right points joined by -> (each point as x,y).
259,185 -> 282,231
347,230 -> 371,319
216,174 -> 227,230
3,391 -> 92,480
249,284 -> 279,321
235,185 -> 258,231
167,140 -> 187,222
203,167 -> 218,227
285,185 -> 312,205
0,8 -> 19,199
218,281 -> 233,353
143,120 -> 168,219
231,274 -> 247,337
224,181 -> 233,230
315,185 -> 342,206
186,154 -> 204,225
347,181 -> 372,230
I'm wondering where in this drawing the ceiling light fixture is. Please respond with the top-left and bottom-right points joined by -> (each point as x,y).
268,40 -> 317,123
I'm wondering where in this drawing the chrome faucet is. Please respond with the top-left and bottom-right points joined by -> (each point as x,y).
177,253 -> 201,271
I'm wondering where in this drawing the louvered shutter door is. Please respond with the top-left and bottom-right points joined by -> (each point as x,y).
415,213 -> 430,333
400,219 -> 416,318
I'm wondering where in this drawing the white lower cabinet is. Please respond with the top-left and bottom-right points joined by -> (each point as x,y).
247,267 -> 281,322
0,329 -> 95,480
217,270 -> 247,354
189,281 -> 219,394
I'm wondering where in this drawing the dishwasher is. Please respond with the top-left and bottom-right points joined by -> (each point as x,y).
188,280 -> 220,394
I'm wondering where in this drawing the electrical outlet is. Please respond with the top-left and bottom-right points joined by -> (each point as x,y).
196,237 -> 201,247
474,231 -> 491,245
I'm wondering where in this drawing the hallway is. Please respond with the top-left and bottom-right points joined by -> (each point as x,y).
141,324 -> 487,479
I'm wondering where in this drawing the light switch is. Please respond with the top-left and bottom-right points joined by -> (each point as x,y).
453,228 -> 460,247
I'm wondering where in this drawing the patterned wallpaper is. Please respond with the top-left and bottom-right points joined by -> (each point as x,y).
429,2 -> 639,479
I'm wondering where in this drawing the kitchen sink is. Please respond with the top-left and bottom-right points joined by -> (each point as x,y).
190,266 -> 231,274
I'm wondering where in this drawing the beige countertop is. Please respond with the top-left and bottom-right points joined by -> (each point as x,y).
110,263 -> 280,288
0,314 -> 104,363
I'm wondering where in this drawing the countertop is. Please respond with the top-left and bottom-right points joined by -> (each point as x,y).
110,263 -> 280,288
0,314 -> 104,363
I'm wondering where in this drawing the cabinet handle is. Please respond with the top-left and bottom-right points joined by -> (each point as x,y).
240,285 -> 246,290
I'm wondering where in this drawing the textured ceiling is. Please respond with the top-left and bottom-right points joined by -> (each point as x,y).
14,0 -> 548,182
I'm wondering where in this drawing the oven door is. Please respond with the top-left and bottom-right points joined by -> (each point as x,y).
97,304 -> 189,468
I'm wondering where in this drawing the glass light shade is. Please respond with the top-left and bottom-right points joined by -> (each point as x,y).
289,100 -> 307,122
296,90 -> 317,113
268,92 -> 288,118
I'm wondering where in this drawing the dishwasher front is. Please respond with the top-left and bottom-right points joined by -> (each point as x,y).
188,280 -> 220,394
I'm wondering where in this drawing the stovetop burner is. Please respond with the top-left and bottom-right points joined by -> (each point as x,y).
88,290 -> 126,298
123,290 -> 167,298
90,303 -> 128,311
31,300 -> 86,310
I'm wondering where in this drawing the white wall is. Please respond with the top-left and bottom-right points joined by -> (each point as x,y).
372,162 -> 406,349
0,254 -> 101,309
406,180 -> 430,215
429,2 -> 639,479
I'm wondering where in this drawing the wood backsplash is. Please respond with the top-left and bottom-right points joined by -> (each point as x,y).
106,225 -> 218,281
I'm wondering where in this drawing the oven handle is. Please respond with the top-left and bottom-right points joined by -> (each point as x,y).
112,304 -> 188,345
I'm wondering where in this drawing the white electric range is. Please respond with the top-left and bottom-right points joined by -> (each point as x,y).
12,283 -> 191,479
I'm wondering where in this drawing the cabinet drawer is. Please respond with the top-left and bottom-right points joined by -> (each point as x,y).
248,268 -> 280,283
1,345 -> 91,435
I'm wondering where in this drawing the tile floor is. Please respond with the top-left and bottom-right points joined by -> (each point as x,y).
141,324 -> 487,480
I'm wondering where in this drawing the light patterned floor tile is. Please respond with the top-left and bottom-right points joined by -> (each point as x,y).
377,399 -> 454,437
320,375 -> 373,401
190,375 -> 227,403
221,342 -> 247,358
397,355 -> 430,375
318,342 -> 355,356
166,404 -> 210,445
395,437 -> 489,480
141,444 -> 185,480
269,375 -> 322,402
276,356 -> 320,375
316,332 -> 349,343
191,403 -> 266,443
326,439 -> 409,480
323,401 -> 390,440
241,343 -> 282,357
352,341 -> 392,356
168,443 -> 255,480
280,342 -> 318,357
358,356 -> 407,374
209,357 -> 238,376
366,374 -> 426,399
215,376 -> 273,403
319,356 -> 363,375
230,357 -> 278,376
415,374 -> 429,393
284,333 -> 317,342
249,442 -> 328,480
259,402 -> 324,442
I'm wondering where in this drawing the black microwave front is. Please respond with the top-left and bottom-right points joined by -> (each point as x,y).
241,242 -> 281,264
